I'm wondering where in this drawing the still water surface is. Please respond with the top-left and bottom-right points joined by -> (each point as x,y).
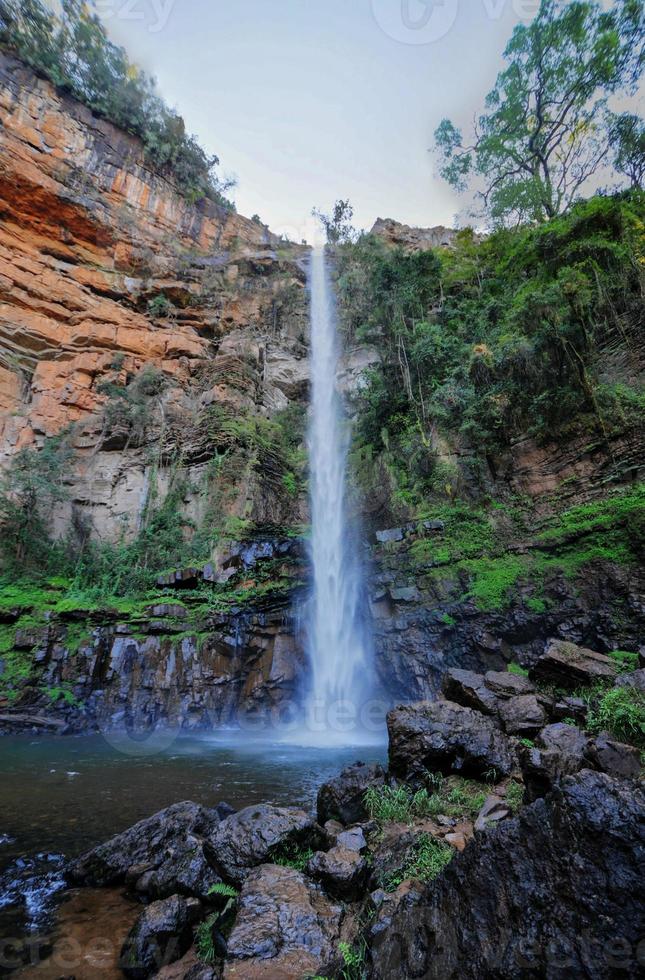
0,733 -> 385,940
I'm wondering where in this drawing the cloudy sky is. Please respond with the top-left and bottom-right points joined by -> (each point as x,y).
95,0 -> 603,239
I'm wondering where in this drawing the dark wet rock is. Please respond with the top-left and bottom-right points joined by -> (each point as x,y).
367,880 -> 428,975
322,819 -> 344,847
442,669 -> 501,716
146,604 -> 188,619
615,668 -> 645,691
206,804 -> 317,885
388,700 -> 517,783
368,826 -> 420,891
121,894 -> 196,979
520,723 -> 589,802
68,801 -> 222,900
155,949 -> 218,979
223,864 -> 343,979
484,670 -> 535,698
552,695 -> 588,725
317,761 -> 386,825
498,694 -> 546,736
336,826 -> 367,853
530,639 -> 617,689
376,526 -> 407,543
13,626 -> 49,650
155,568 -> 203,589
307,845 -> 368,900
368,770 -> 645,980
473,795 -> 512,833
586,733 -> 641,780
214,802 -> 237,820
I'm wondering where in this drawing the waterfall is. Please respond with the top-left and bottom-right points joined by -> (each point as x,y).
303,246 -> 376,743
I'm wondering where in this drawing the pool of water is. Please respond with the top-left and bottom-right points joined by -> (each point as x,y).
0,732 -> 386,944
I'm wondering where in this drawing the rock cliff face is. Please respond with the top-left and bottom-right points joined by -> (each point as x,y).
0,49 -> 310,540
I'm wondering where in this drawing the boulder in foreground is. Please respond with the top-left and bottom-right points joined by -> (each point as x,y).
368,770 -> 644,979
317,761 -> 386,825
206,804 -> 317,885
121,894 -> 196,979
67,802 -> 222,900
388,700 -> 517,782
530,639 -> 617,688
223,864 -> 343,979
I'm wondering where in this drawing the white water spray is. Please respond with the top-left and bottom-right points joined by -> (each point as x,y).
304,247 -> 375,741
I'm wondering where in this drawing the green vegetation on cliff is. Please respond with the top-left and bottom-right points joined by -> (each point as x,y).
0,0 -> 234,205
339,192 -> 644,519
388,483 -> 644,612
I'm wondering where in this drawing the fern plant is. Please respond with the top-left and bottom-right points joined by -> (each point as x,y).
207,882 -> 239,900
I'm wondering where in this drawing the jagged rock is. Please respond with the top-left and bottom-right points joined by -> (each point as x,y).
530,639 -> 617,688
206,804 -> 317,885
484,670 -> 535,698
68,802 -> 222,900
307,845 -> 368,900
371,218 -> 464,252
552,695 -> 588,725
498,694 -> 546,736
474,795 -> 512,833
368,823 -> 441,891
390,586 -> 420,603
322,819 -> 344,847
444,831 -> 469,851
375,526 -> 408,543
442,669 -> 501,716
586,733 -> 641,779
146,604 -> 188,619
155,949 -> 218,979
121,895 -> 197,980
520,723 -> 589,802
317,762 -> 386,825
388,700 -> 517,783
615,668 -> 645,691
368,770 -> 645,979
223,864 -> 343,979
336,827 -> 367,853
13,627 -> 49,651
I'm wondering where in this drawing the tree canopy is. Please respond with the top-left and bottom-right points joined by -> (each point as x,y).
434,0 -> 644,224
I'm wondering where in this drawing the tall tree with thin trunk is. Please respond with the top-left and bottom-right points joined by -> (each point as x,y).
434,0 -> 644,225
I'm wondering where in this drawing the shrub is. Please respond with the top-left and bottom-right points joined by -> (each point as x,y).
268,840 -> 314,872
146,294 -> 175,319
586,686 -> 645,748
338,938 -> 368,980
0,432 -> 74,570
609,650 -> 639,674
380,834 -> 453,892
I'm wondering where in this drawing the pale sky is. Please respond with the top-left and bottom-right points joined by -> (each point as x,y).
95,0 -> 613,240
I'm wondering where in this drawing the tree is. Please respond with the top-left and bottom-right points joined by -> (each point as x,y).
312,199 -> 358,244
0,433 -> 74,566
610,112 -> 645,188
434,0 -> 644,224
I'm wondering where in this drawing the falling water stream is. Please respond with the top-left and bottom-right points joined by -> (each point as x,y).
304,246 -> 378,743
